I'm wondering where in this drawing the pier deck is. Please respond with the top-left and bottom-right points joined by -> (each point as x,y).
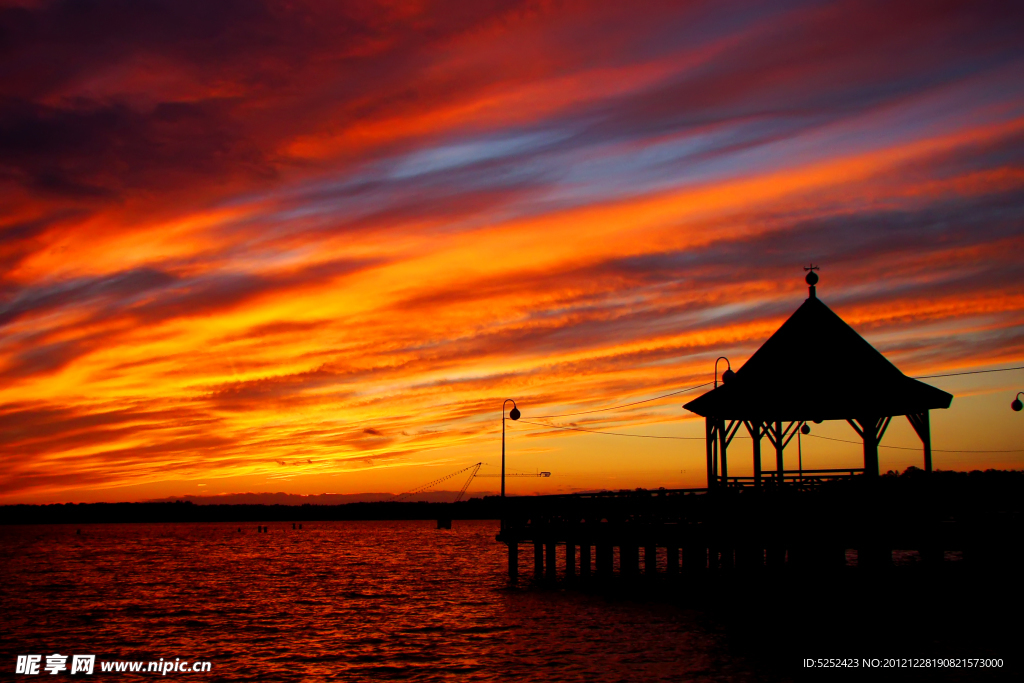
496,478 -> 1020,582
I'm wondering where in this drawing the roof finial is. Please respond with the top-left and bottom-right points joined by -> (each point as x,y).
803,264 -> 819,299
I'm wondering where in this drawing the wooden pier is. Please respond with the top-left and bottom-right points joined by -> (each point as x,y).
496,475 -> 1022,583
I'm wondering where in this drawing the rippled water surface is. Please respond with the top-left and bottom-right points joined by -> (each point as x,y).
1,521 -> 769,681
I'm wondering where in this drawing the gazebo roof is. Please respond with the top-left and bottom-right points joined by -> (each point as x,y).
683,287 -> 952,422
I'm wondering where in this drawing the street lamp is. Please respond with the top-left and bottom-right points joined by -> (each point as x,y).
1012,393 -> 1023,412
715,356 -> 734,387
502,399 -> 521,498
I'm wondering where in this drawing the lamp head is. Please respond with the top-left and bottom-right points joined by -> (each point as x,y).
801,423 -> 811,435
714,356 -> 731,387
509,407 -> 521,420
1012,397 -> 1023,412
721,368 -> 735,383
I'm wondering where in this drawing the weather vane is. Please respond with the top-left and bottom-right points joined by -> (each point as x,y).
804,264 -> 819,298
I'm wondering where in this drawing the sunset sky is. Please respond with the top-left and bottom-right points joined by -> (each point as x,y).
2,0 -> 1023,504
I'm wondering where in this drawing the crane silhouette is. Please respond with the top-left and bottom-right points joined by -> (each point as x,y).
397,462 -> 551,502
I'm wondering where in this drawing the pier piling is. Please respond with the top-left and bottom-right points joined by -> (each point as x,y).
508,543 -> 518,582
580,544 -> 592,578
597,544 -> 613,575
620,544 -> 635,575
682,544 -> 705,572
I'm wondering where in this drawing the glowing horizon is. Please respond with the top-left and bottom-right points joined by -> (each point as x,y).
2,0 -> 1023,504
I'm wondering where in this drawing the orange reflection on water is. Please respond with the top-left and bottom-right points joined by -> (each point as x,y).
0,521 -> 740,681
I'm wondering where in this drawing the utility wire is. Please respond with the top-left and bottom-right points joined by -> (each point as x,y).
518,420 -> 1024,452
807,433 -> 1024,454
523,364 -> 1021,421
529,382 -> 712,419
913,365 -> 1024,379
512,364 -> 1022,442
517,419 -> 704,440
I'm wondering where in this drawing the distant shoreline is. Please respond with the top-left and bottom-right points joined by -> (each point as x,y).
0,498 -> 505,525
4,468 -> 1021,525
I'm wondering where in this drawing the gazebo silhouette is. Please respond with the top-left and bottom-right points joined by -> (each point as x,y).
684,268 -> 952,488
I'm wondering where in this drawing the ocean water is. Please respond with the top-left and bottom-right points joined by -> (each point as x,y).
0,521 -> 768,682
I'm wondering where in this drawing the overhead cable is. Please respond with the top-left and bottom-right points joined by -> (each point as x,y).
529,382 -> 712,419
806,433 -> 1024,454
912,365 -> 1024,379
516,419 -> 704,440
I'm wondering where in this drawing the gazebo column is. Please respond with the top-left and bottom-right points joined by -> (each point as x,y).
718,418 -> 729,483
744,420 -> 763,487
705,417 -> 717,489
714,420 -> 741,487
774,420 -> 784,478
906,411 -> 932,473
865,421 -> 879,477
849,417 -> 892,478
763,422 -> 798,485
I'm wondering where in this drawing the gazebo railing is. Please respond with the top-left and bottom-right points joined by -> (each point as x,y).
722,468 -> 864,488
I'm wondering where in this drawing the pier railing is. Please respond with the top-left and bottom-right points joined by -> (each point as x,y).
722,468 -> 864,488
498,487 -> 713,545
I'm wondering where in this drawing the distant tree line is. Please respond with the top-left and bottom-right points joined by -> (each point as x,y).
0,496 -> 505,525
1,468 -> 1020,525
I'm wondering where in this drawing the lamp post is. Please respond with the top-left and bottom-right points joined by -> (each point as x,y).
709,358 -> 733,488
502,399 -> 521,498
798,422 -> 810,482
715,356 -> 733,388
1013,393 -> 1023,412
